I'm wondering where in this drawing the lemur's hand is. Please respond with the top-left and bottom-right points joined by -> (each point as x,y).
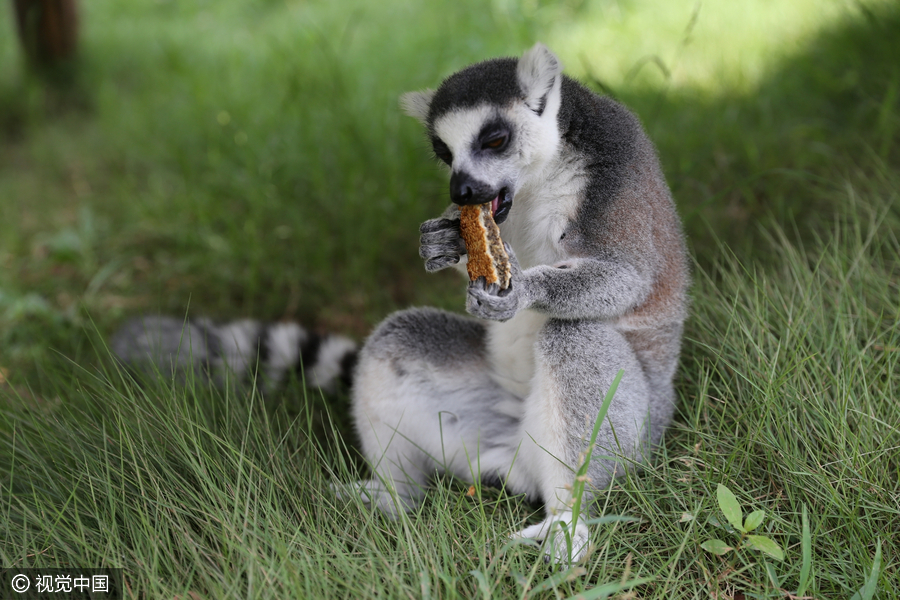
466,243 -> 524,321
419,217 -> 466,272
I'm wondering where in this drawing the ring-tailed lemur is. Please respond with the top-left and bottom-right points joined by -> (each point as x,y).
340,43 -> 689,563
111,42 -> 689,565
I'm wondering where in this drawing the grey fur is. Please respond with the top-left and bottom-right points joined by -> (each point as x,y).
111,316 -> 221,382
419,219 -> 466,271
347,43 -> 689,564
418,203 -> 470,272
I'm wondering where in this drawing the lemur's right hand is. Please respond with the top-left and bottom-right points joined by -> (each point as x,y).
419,217 -> 466,272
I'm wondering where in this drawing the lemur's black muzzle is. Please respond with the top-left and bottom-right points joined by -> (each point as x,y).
449,171 -> 496,206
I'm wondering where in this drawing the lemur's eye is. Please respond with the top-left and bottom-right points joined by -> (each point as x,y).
482,135 -> 508,150
432,139 -> 452,165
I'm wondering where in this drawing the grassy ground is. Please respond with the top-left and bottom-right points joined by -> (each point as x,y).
1,0 -> 898,598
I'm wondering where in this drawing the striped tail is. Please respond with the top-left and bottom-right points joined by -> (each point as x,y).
110,315 -> 358,394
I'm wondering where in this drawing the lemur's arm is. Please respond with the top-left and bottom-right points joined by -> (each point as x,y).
522,257 -> 652,318
466,246 -> 652,321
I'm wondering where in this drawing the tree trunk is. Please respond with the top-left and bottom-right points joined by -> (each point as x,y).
13,0 -> 79,67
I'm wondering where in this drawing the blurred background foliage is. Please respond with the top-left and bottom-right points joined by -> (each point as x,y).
0,0 -> 897,377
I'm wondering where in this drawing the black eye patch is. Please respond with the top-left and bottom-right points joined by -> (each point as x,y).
476,120 -> 512,153
431,138 -> 452,165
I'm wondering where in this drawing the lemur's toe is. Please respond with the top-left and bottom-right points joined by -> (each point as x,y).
545,529 -> 589,566
513,520 -> 551,541
513,513 -> 590,566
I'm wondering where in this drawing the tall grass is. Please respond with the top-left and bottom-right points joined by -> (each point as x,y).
1,0 -> 898,597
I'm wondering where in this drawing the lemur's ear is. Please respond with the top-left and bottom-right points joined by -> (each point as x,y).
400,89 -> 435,124
517,43 -> 562,115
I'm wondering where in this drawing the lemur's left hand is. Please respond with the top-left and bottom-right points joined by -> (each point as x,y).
419,216 -> 466,273
466,243 -> 524,321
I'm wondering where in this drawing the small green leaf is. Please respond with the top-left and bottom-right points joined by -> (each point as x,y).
765,562 -> 780,589
745,535 -> 784,561
850,541 -> 882,600
797,504 -> 812,597
701,539 -> 733,555
563,576 -> 654,600
744,509 -> 766,532
716,484 -> 744,531
529,567 -> 587,595
469,569 -> 491,600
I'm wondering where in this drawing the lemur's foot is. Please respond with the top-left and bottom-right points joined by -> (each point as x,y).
512,511 -> 590,565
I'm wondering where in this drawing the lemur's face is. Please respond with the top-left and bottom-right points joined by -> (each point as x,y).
430,100 -> 558,224
400,44 -> 564,225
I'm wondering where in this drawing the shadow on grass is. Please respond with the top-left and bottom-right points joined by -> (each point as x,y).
611,2 -> 900,261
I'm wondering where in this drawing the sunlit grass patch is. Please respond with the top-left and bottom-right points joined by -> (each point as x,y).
548,0 -> 881,93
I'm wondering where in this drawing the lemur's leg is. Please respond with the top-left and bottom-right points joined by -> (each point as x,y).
346,307 -> 533,517
514,318 -> 651,563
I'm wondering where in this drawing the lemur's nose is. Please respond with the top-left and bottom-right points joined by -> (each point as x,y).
450,171 -> 491,205
449,171 -> 473,204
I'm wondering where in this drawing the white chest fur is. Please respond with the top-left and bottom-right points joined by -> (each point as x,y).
487,309 -> 548,397
499,151 -> 586,269
486,151 -> 586,395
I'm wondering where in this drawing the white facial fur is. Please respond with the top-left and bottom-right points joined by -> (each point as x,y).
430,88 -> 561,199
401,44 -> 565,201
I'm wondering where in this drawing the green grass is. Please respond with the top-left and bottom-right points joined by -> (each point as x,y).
1,0 -> 898,597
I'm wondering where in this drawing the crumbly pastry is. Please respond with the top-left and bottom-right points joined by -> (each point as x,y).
458,203 -> 511,290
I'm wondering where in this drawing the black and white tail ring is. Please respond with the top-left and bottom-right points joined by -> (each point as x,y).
110,315 -> 358,394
